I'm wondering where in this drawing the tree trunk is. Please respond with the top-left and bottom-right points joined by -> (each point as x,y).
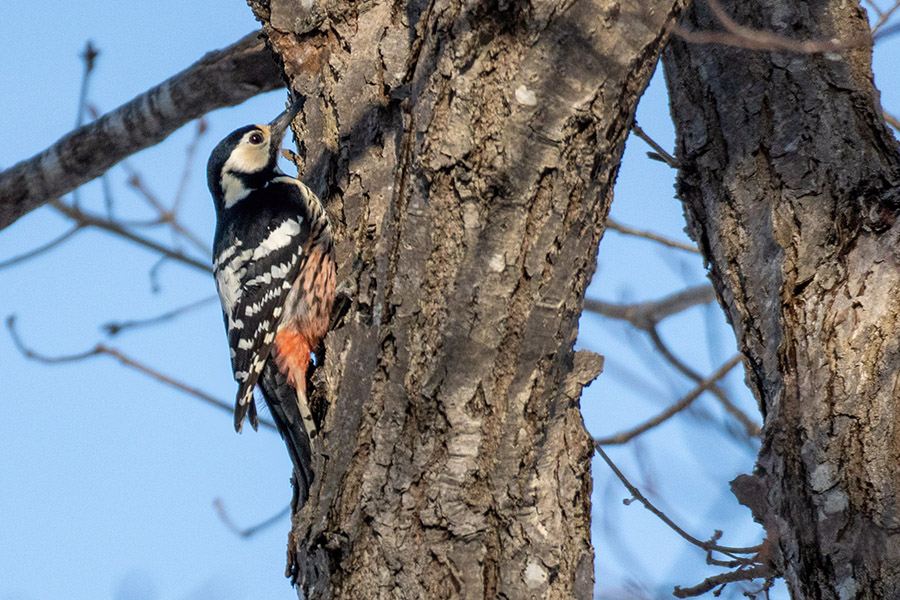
664,1 -> 900,597
247,0 -> 683,597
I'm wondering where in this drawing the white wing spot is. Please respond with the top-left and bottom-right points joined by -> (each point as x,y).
252,220 -> 303,261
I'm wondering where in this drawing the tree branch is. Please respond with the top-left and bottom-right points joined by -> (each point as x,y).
871,0 -> 900,37
593,353 -> 743,445
6,315 -> 274,431
50,200 -> 212,274
213,499 -> 290,538
646,326 -> 760,437
0,30 -> 285,231
102,295 -> 219,337
670,0 -> 869,53
673,565 -> 773,598
584,284 -> 716,329
631,121 -> 680,168
595,443 -> 761,557
604,218 -> 701,254
0,225 -> 82,270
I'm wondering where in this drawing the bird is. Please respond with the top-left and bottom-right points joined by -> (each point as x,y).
207,98 -> 336,507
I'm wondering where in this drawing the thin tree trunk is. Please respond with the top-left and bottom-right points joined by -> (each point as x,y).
664,1 -> 900,597
248,0 -> 683,597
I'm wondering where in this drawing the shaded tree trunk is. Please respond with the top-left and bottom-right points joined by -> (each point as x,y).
664,1 -> 900,597
247,0 -> 683,597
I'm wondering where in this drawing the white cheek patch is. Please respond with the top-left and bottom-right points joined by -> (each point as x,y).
221,172 -> 250,208
220,131 -> 272,208
225,133 -> 271,172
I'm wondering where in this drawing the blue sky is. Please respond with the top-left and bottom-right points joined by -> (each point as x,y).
1,2 -> 897,599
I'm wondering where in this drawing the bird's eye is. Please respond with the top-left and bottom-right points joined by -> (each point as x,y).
248,132 -> 264,145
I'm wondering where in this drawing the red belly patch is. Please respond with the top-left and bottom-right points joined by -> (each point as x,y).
274,328 -> 313,394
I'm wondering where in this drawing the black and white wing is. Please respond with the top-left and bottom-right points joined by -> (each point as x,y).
213,215 -> 307,432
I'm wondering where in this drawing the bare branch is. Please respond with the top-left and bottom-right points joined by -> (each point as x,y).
0,225 -> 82,270
171,117 -> 208,215
863,0 -> 886,19
103,295 -> 219,336
50,200 -> 212,274
584,284 -> 716,329
594,354 -> 744,445
673,565 -> 774,598
646,326 -> 760,437
631,121 -> 680,168
671,0 -> 869,53
213,498 -> 290,538
871,0 -> 900,37
76,41 -> 99,128
123,167 -> 211,257
6,315 -> 274,431
874,21 -> 900,40
604,218 -> 701,254
0,30 -> 285,231
71,41 -> 100,212
595,444 -> 761,557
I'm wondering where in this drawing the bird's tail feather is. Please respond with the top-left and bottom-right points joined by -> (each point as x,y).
259,360 -> 314,510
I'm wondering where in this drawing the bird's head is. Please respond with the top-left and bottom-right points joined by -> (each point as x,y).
207,98 -> 303,213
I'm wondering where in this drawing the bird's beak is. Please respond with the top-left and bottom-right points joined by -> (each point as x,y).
269,97 -> 303,147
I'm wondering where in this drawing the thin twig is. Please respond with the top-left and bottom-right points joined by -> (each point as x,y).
605,218 -> 700,254
72,41 -> 99,211
871,0 -> 900,37
50,200 -> 212,274
123,165 -> 211,257
673,564 -> 773,598
171,117 -> 208,215
213,499 -> 290,538
586,283 -> 758,443
103,295 -> 219,336
671,0 -> 869,53
76,41 -> 99,128
647,326 -> 760,437
7,315 -> 275,431
595,443 -> 762,556
874,20 -> 900,40
631,122 -> 680,168
0,225 -> 82,270
863,0 -> 886,19
593,354 -> 743,445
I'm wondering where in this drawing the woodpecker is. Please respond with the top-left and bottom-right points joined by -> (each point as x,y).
207,98 -> 335,505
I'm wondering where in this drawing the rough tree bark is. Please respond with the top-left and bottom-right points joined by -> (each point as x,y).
665,1 -> 900,598
246,0 -> 683,597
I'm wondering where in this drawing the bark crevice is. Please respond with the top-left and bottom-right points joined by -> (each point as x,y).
665,0 -> 900,597
250,0 -> 686,597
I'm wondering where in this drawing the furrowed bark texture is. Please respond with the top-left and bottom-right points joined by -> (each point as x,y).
664,1 -> 900,597
248,0 -> 682,597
